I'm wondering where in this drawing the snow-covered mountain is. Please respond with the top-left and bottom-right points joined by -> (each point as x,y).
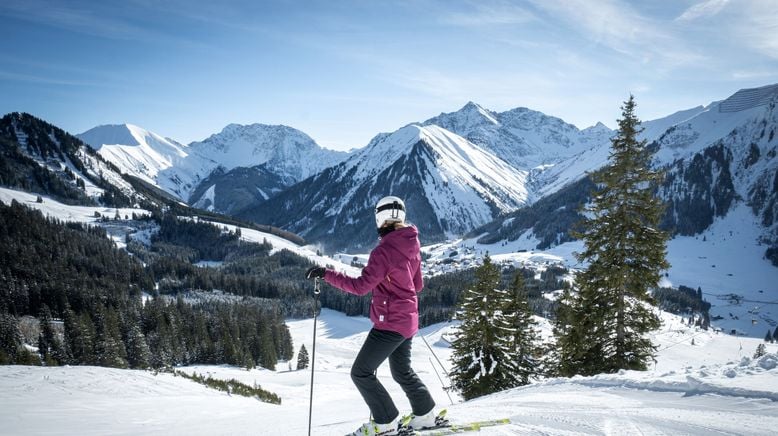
529,105 -> 708,198
238,124 -> 530,252
78,122 -> 349,213
77,123 -> 190,190
170,123 -> 348,205
187,123 -> 346,183
469,83 -> 778,267
423,101 -> 613,169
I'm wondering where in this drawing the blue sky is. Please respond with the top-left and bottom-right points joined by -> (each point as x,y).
1,0 -> 777,151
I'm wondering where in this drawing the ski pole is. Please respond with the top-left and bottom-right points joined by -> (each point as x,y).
420,334 -> 454,405
308,277 -> 321,436
429,357 -> 454,405
420,333 -> 450,379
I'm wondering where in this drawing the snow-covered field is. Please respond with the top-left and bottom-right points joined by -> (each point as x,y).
2,309 -> 777,436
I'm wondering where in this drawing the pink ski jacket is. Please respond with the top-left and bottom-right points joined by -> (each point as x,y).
324,225 -> 423,338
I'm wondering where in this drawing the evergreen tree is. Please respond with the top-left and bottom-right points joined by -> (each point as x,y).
37,305 -> 65,365
766,329 -> 773,343
0,313 -> 22,364
498,271 -> 540,386
257,325 -> 277,370
701,312 -> 710,331
754,343 -> 767,359
449,255 -> 515,400
64,309 -> 95,365
558,96 -> 669,376
773,327 -> 778,343
125,325 -> 151,369
94,306 -> 128,369
551,286 -> 585,377
296,344 -> 309,370
273,324 -> 294,362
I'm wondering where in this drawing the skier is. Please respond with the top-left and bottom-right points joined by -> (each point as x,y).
305,196 -> 440,436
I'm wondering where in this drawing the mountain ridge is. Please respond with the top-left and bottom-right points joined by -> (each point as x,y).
237,123 -> 530,251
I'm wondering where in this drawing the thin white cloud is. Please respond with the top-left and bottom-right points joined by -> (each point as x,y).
731,69 -> 778,80
527,0 -> 705,67
0,0 -> 210,48
676,0 -> 730,21
0,0 -> 143,40
736,1 -> 778,60
441,0 -> 536,26
0,70 -> 116,88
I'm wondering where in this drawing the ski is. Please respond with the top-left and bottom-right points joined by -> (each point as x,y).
400,418 -> 511,435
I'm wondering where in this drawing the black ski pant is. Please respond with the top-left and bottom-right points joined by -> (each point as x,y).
351,328 -> 435,424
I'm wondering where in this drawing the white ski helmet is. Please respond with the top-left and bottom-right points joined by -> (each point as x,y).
375,196 -> 406,228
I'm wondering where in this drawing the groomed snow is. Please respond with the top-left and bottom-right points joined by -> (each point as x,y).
1,309 -> 777,435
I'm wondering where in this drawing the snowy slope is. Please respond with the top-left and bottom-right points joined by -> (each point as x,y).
0,187 -> 152,249
654,99 -> 776,164
0,185 -> 353,272
0,187 -> 150,223
77,124 -> 189,191
1,309 -> 776,435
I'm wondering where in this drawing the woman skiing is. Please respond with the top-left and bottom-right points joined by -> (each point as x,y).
305,196 -> 440,436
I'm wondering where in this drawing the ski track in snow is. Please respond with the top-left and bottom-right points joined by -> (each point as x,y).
2,310 -> 777,436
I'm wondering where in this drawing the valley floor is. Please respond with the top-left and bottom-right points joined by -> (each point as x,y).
2,309 -> 777,436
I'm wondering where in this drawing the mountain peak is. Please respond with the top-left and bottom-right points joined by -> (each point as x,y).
79,124 -> 143,149
582,121 -> 610,132
423,102 -> 500,134
461,100 -> 484,111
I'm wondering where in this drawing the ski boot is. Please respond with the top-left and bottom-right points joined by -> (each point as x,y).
347,419 -> 398,436
397,409 -> 448,435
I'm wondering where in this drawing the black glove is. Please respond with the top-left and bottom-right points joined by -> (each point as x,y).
305,266 -> 326,280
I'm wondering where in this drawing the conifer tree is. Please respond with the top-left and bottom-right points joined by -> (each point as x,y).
37,305 -> 65,365
257,326 -> 277,370
766,329 -> 773,343
773,327 -> 778,343
296,344 -> 309,370
0,313 -> 22,364
558,96 -> 669,376
64,309 -> 96,365
498,271 -> 540,386
754,343 -> 767,359
94,306 -> 128,369
274,324 -> 294,362
551,286 -> 587,376
125,325 -> 151,369
449,255 -> 514,399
